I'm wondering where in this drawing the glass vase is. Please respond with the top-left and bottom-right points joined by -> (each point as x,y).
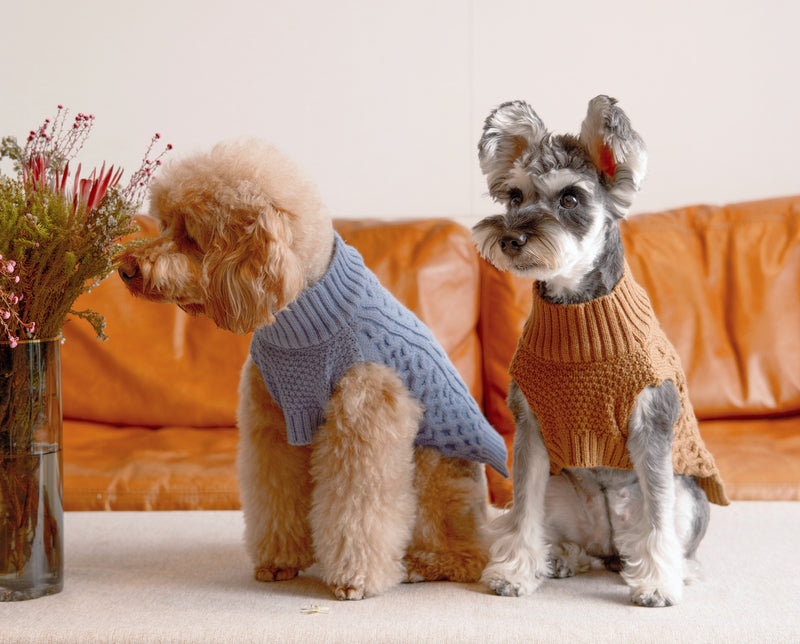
0,338 -> 63,601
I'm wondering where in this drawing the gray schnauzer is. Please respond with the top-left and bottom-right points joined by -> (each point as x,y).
472,96 -> 728,607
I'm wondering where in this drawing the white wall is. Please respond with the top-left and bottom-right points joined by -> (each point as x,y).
3,0 -> 798,228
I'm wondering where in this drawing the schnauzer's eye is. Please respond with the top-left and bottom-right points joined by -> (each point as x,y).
508,188 -> 524,207
560,192 -> 579,209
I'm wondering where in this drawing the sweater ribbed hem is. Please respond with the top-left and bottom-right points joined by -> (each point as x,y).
698,478 -> 728,506
523,263 -> 657,362
545,431 -> 632,473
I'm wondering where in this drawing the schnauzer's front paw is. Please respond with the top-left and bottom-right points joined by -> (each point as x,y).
481,544 -> 549,596
332,584 -> 366,601
482,557 -> 547,597
624,557 -> 685,607
629,577 -> 683,607
484,573 -> 543,597
631,588 -> 673,608
254,565 -> 301,582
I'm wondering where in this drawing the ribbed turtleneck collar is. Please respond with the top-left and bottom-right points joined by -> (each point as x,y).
255,233 -> 370,348
521,263 -> 658,362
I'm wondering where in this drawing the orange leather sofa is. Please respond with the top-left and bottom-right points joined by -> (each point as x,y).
61,195 -> 800,510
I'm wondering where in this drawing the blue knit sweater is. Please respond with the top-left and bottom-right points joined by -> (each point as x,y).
250,233 -> 508,477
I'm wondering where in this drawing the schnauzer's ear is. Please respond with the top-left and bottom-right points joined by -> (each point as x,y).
204,200 -> 304,334
479,101 -> 547,200
579,95 -> 647,217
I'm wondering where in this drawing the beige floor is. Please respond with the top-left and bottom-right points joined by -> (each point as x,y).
2,503 -> 799,643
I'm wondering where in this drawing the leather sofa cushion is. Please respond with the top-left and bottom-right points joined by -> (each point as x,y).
64,421 -> 240,510
622,196 -> 800,419
699,416 -> 800,501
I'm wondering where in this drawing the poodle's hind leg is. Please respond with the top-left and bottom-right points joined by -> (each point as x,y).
404,449 -> 491,584
310,362 -> 420,600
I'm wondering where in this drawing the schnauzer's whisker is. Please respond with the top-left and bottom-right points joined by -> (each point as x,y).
511,236 -> 559,270
471,217 -> 507,259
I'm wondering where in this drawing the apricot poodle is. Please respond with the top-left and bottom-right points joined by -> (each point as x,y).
118,140 -> 508,599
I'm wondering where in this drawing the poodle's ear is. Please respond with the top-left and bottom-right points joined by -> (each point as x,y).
478,100 -> 547,203
204,202 -> 304,334
579,95 -> 647,217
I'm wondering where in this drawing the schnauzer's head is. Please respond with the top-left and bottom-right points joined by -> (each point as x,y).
118,140 -> 334,334
472,96 -> 646,288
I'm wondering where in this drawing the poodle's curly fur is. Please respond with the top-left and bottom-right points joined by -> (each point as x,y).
118,140 -> 491,599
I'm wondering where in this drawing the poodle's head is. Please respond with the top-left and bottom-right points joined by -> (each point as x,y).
118,140 -> 334,334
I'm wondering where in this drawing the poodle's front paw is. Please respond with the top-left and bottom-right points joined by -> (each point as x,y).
332,584 -> 366,601
254,565 -> 301,582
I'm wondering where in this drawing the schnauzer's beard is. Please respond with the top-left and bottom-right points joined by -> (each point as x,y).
472,216 -> 564,277
472,208 -> 607,288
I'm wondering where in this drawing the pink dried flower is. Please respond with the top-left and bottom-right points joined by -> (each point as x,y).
20,107 -> 128,217
121,132 -> 173,206
20,106 -> 171,217
0,257 -> 33,347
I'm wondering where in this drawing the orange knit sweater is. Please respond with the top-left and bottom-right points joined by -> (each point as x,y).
509,264 -> 728,505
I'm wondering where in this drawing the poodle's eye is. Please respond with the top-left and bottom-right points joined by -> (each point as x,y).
183,226 -> 201,249
508,188 -> 524,207
179,231 -> 202,253
560,191 -> 579,209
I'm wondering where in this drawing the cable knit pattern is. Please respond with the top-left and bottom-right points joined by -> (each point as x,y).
250,233 -> 509,477
510,263 -> 728,505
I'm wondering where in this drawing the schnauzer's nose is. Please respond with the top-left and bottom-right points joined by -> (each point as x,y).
118,259 -> 140,283
500,232 -> 528,253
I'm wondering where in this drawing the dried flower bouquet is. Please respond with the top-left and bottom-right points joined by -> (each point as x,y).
0,107 -> 169,594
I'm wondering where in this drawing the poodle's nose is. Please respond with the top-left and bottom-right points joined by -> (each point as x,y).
118,258 -> 140,283
500,231 -> 528,253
